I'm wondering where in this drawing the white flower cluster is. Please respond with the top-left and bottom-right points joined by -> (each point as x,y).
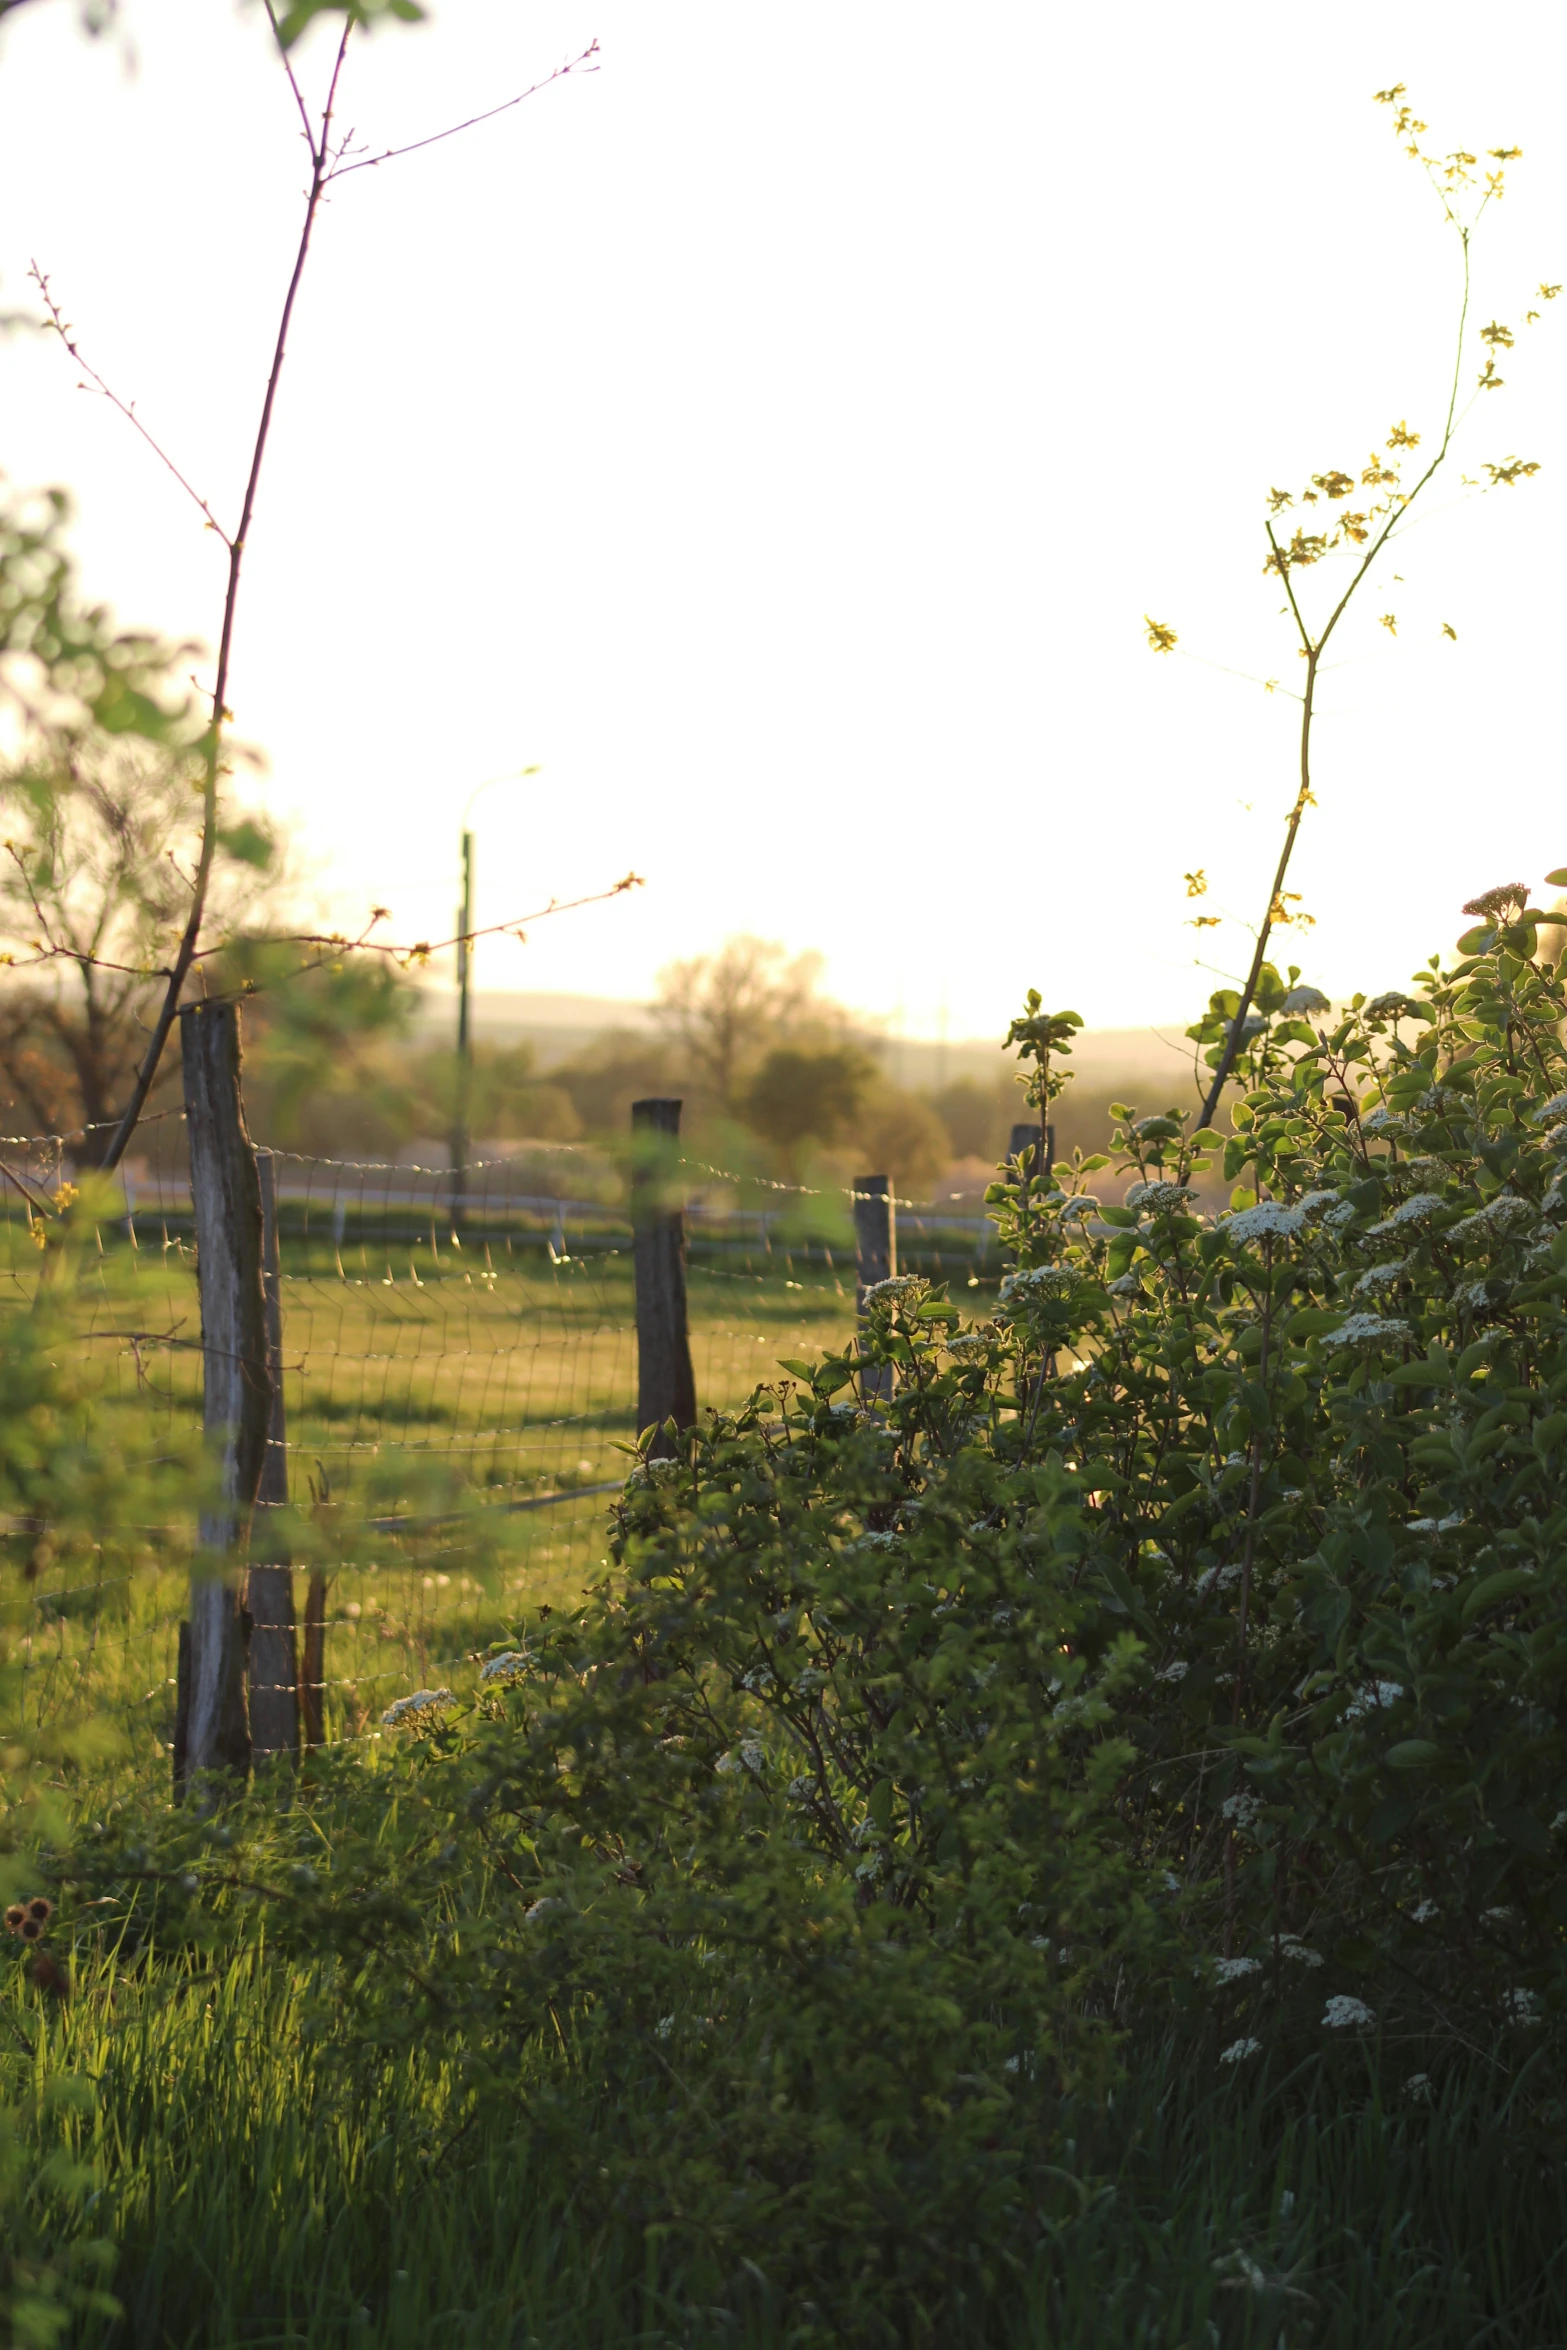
715,1736 -> 765,1775
1323,1313 -> 1408,1349
1322,1994 -> 1376,2030
1281,985 -> 1331,1014
1361,1107 -> 1410,1138
1277,1936 -> 1323,1969
1221,1792 -> 1262,1829
480,1650 -> 530,1686
1223,1201 -> 1307,1244
1156,1659 -> 1190,1682
1352,1262 -> 1404,1298
861,1274 -> 924,1307
1453,1193 -> 1535,1244
1504,1987 -> 1543,2028
381,1687 -> 453,1729
1125,1180 -> 1197,1215
1057,1195 -> 1101,1224
945,1329 -> 995,1359
1410,1899 -> 1439,1924
1343,1680 -> 1404,1720
1533,1092 -> 1567,1124
1219,2036 -> 1263,2065
998,1265 -> 1077,1305
1213,1955 -> 1261,1983
1296,1190 -> 1342,1217
1107,1272 -> 1144,1297
1367,1193 -> 1445,1236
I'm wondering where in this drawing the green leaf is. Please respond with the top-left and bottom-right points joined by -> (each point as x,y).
1545,868 -> 1567,888
777,1359 -> 815,1381
1460,1566 -> 1539,1622
1386,1739 -> 1441,1771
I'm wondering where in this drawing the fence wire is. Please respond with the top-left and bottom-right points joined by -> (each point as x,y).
0,1130 -> 1001,1755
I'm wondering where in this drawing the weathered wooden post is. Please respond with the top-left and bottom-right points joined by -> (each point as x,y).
247,1151 -> 299,1763
1008,1119 -> 1043,1173
630,1098 -> 696,1455
854,1173 -> 895,1407
176,1001 -> 270,1789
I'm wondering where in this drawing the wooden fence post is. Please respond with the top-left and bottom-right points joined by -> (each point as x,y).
854,1174 -> 895,1407
247,1151 -> 298,1763
631,1099 -> 696,1455
176,1001 -> 270,1788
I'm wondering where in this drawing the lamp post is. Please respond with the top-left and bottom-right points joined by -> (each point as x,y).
449,767 -> 540,1220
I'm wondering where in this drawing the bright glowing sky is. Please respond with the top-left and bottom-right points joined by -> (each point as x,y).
2,0 -> 1564,1042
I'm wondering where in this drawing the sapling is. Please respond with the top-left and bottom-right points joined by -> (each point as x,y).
1145,87 -> 1557,1134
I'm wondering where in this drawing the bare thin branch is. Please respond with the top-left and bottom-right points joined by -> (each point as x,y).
28,266 -> 231,547
327,38 -> 599,180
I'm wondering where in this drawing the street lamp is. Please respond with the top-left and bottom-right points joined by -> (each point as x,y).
450,765 -> 540,1212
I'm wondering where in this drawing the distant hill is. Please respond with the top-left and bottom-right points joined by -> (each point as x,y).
412,986 -> 1203,1104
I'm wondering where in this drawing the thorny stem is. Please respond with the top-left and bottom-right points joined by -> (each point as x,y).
99,15 -> 354,1174
1198,225 -> 1476,1137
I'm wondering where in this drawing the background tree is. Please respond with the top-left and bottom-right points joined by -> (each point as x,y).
0,695 -> 279,1162
654,937 -> 827,1114
743,1042 -> 873,1169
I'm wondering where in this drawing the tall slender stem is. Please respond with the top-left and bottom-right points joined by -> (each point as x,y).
1197,225 -> 1474,1138
99,19 -> 353,1173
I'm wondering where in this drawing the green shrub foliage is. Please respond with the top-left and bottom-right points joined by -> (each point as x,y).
29,887 -> 1567,2338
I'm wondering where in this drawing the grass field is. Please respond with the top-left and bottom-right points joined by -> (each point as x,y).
0,1192 -> 890,1754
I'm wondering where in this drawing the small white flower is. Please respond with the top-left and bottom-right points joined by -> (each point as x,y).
1057,1195 -> 1101,1224
1410,1900 -> 1439,1924
1453,1279 -> 1495,1314
1278,1936 -> 1323,1969
1504,1987 -> 1543,2027
1220,2036 -> 1263,2065
1221,1793 -> 1262,1828
1551,1812 -> 1567,1835
655,2014 -> 676,2039
1321,1199 -> 1360,1232
1453,1194 -> 1535,1244
1297,1190 -> 1342,1217
1405,2071 -> 1434,2104
1533,1092 -> 1567,1124
1281,985 -> 1331,1014
945,1329 -> 994,1359
525,1896 -> 565,1922
741,1666 -> 775,1692
1223,1201 -> 1307,1244
1156,1659 -> 1190,1683
1322,1994 -> 1376,2030
1362,1107 -> 1409,1137
1107,1272 -> 1144,1297
380,1687 -> 453,1729
998,1264 -> 1078,1304
1213,1956 -> 1262,1983
862,1274 -> 924,1307
480,1650 -> 530,1686
1481,1905 -> 1512,1925
1343,1680 -> 1404,1721
1124,1180 -> 1198,1214
794,1666 -> 827,1694
1353,1261 -> 1405,1297
1324,1313 -> 1408,1349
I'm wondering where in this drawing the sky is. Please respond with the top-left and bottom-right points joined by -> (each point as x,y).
2,0 -> 1564,1045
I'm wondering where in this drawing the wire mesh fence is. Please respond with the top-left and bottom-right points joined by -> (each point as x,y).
0,1124 -> 1005,1762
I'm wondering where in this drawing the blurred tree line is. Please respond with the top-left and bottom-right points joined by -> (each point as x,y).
0,760 -> 1126,1191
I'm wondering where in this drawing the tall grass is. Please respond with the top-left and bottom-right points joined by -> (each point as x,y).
7,1938 -> 1564,2349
